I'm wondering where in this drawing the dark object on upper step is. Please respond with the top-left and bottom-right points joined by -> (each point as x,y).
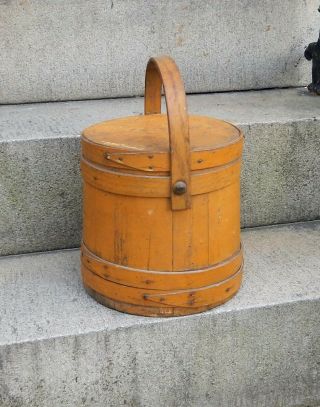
305,6 -> 320,94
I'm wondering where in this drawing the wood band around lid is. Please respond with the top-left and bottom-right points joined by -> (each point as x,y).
144,56 -> 191,211
81,134 -> 243,173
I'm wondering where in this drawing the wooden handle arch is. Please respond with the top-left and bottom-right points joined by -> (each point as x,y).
144,56 -> 191,210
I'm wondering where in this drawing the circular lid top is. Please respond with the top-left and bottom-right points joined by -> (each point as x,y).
83,114 -> 241,152
82,114 -> 243,172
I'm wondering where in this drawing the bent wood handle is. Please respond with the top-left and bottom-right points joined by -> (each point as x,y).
144,56 -> 191,210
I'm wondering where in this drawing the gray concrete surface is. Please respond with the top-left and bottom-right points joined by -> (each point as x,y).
0,88 -> 319,256
1,221 -> 320,406
0,0 -> 319,103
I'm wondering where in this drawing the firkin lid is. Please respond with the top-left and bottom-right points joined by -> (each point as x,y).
81,114 -> 243,172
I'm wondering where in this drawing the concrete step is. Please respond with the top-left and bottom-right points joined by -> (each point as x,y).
1,221 -> 319,407
0,0 -> 319,103
1,88 -> 320,256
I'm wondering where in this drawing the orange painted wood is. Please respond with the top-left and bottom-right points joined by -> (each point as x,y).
82,115 -> 242,172
81,55 -> 244,317
82,264 -> 243,312
81,157 -> 241,197
82,243 -> 243,290
144,56 -> 191,210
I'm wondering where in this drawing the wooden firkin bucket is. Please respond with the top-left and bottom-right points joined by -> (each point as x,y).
81,56 -> 244,317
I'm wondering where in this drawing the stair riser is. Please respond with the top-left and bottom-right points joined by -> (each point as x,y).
0,0 -> 318,103
0,119 -> 319,256
1,301 -> 319,407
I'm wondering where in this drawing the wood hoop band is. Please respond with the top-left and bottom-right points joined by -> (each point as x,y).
81,243 -> 243,290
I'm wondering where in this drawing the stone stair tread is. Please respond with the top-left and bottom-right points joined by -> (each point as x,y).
0,88 -> 319,143
1,221 -> 319,346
